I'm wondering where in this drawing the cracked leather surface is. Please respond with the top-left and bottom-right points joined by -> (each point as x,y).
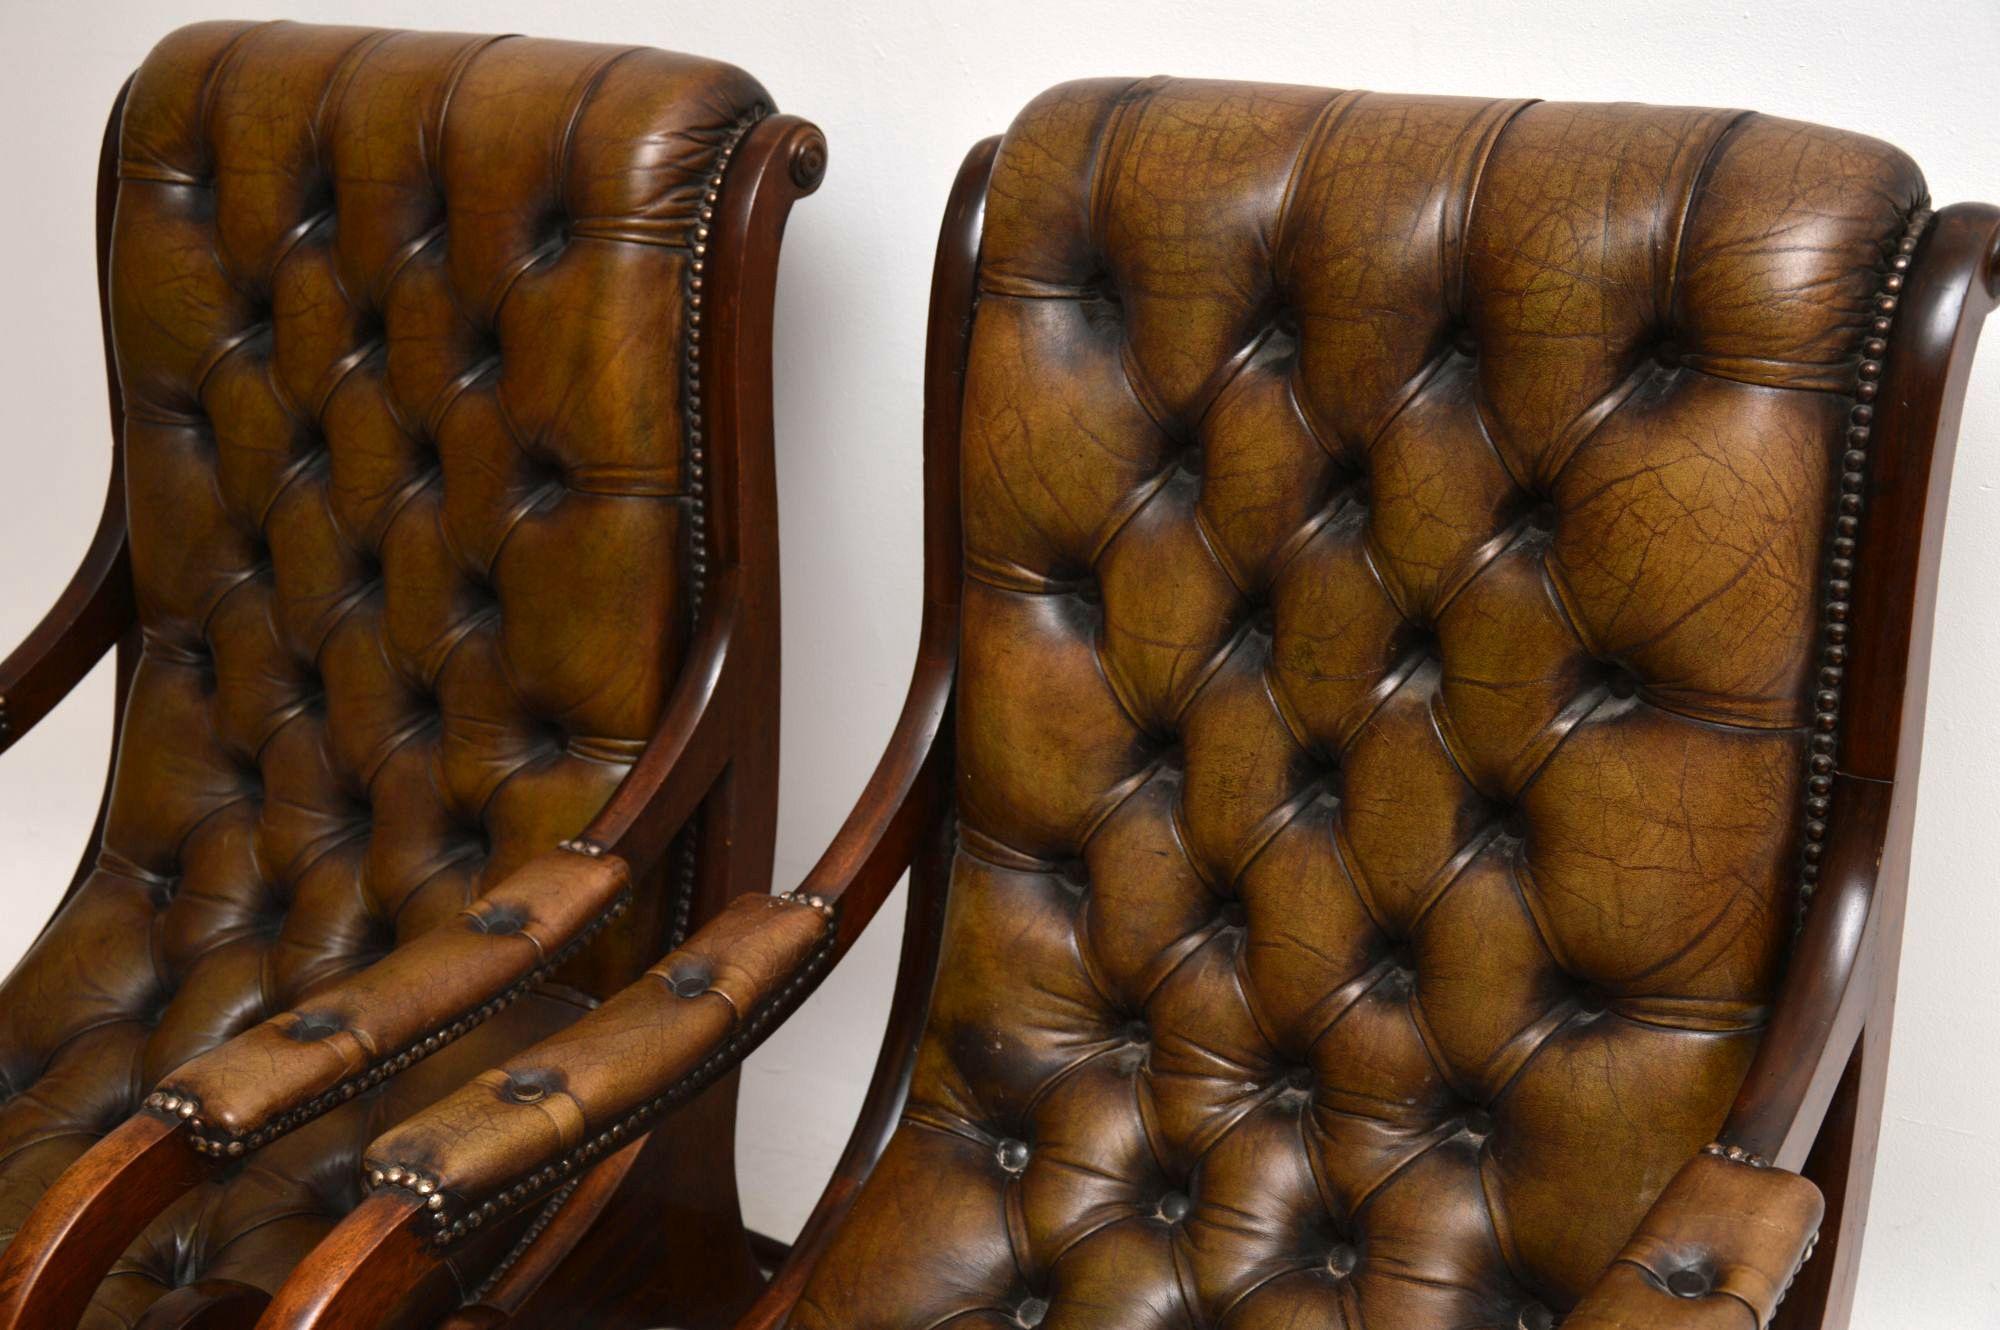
161,849 -> 631,1139
361,893 -> 831,1205
789,79 -> 1922,1329
1565,1151 -> 1823,1329
0,19 -> 766,1324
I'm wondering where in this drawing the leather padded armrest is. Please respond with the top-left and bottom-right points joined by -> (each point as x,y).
154,847 -> 634,1151
1564,1148 -> 1824,1329
359,891 -> 833,1246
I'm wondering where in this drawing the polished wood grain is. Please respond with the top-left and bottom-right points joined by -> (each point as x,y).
0,1117 -> 204,1330
738,134 -> 996,1330
0,80 -> 131,766
1,77 -> 139,938
255,1196 -> 435,1330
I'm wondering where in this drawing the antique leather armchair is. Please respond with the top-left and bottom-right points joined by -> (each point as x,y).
0,20 -> 824,1330
257,81 -> 1992,1330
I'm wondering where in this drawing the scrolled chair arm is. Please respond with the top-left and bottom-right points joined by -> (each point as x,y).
1564,1147 -> 1825,1329
362,890 -> 835,1246
147,846 -> 636,1153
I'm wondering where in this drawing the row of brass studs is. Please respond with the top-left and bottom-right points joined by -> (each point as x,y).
466,1178 -> 582,1305
1797,206 -> 1935,927
775,889 -> 836,919
684,105 -> 770,612
1703,1140 -> 1774,1169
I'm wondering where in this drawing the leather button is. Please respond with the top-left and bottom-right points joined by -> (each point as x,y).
501,1076 -> 547,1105
995,1138 -> 1030,1174
1154,1191 -> 1190,1223
1324,1242 -> 1358,1278
1014,1297 -> 1048,1328
1666,1267 -> 1711,1299
1517,1304 -> 1554,1330
1600,663 -> 1640,700
286,1014 -> 342,1042
667,961 -> 712,998
1461,1107 -> 1494,1139
467,905 -> 526,936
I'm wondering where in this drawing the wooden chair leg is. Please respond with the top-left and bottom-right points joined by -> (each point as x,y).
1773,1026 -> 1880,1330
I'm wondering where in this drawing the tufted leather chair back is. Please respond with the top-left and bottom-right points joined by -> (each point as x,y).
0,20 -> 771,1318
794,81 -> 1928,1328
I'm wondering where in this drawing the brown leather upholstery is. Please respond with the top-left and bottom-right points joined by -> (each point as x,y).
0,19 -> 769,1322
161,849 -> 632,1142
358,891 -> 833,1241
787,81 -> 1924,1328
1566,1150 -> 1823,1330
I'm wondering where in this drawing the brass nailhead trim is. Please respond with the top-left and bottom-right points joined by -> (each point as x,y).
775,890 -> 836,920
1702,1140 -> 1774,1170
1772,1227 -> 1821,1326
148,888 -> 635,1154
375,912 -> 837,1248
683,105 -> 768,612
467,1178 -> 580,1304
0,694 -> 12,740
669,824 -> 700,949
1796,205 -> 1933,928
663,105 -> 766,955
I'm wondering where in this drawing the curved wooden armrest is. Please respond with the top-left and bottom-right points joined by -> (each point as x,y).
0,480 -> 131,757
0,79 -> 134,759
1564,1149 -> 1823,1329
254,892 -> 835,1329
0,573 -> 750,1330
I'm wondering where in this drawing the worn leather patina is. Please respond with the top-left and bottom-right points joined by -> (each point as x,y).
261,76 -> 1928,1330
788,80 -> 1921,1329
0,20 -> 769,1322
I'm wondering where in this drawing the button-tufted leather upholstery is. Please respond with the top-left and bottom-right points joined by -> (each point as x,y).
790,80 -> 1926,1328
0,19 -> 772,1322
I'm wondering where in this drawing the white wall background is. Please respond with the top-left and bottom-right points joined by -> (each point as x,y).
0,1 -> 1993,1323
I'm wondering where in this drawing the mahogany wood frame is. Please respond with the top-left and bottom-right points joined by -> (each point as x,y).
0,69 -> 827,1330
221,133 -> 1994,1330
